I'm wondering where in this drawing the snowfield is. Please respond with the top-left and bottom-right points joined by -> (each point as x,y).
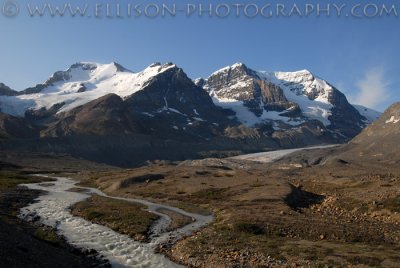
230,144 -> 339,163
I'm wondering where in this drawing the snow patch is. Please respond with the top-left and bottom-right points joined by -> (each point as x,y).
353,104 -> 381,123
193,117 -> 205,122
211,96 -> 303,127
386,116 -> 400,124
142,112 -> 155,117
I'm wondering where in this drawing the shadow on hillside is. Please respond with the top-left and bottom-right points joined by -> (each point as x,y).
284,184 -> 325,211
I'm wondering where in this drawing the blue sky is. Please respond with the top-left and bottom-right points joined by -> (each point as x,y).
0,0 -> 399,111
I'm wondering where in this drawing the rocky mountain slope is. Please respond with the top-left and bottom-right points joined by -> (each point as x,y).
0,62 -> 381,166
0,113 -> 38,139
340,102 -> 400,165
0,83 -> 18,96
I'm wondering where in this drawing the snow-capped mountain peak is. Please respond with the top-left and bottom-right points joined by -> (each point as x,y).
202,64 -> 336,127
34,62 -> 131,94
209,62 -> 250,77
0,62 -> 178,116
200,63 -> 378,139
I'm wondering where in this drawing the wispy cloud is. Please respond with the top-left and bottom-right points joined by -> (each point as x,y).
350,66 -> 390,109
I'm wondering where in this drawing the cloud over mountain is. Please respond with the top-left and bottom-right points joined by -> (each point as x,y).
352,66 -> 390,110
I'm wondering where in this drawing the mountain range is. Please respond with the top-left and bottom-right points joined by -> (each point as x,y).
0,62 -> 381,166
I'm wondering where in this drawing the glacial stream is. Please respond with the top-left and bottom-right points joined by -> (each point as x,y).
19,176 -> 213,268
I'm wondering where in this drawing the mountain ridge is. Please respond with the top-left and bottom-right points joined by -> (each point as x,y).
0,61 -> 383,166
0,61 -> 379,121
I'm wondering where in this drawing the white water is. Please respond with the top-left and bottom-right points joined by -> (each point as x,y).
19,176 -> 213,268
230,144 -> 339,163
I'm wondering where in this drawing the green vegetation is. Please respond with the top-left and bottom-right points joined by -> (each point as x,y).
233,223 -> 265,235
191,188 -> 226,200
0,173 -> 53,191
381,195 -> 400,213
157,208 -> 193,231
34,227 -> 60,245
71,194 -> 159,242
172,202 -> 212,216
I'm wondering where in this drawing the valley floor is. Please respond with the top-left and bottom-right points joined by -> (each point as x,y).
1,146 -> 400,267
75,147 -> 400,267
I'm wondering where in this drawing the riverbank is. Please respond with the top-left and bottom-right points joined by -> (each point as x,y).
0,170 -> 110,267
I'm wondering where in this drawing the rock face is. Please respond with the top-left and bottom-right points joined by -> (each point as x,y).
202,63 -> 369,141
0,61 -> 382,166
0,83 -> 18,96
205,64 -> 292,117
0,113 -> 39,139
42,94 -> 132,137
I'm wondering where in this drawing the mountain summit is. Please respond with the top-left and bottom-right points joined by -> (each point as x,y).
0,62 -> 179,116
199,62 -> 377,140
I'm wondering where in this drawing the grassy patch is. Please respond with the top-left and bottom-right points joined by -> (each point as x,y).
157,208 -> 193,231
76,179 -> 98,188
381,195 -> 400,213
0,173 -> 53,191
173,202 -> 212,216
191,188 -> 226,201
233,223 -> 265,235
71,194 -> 159,242
34,227 -> 60,245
